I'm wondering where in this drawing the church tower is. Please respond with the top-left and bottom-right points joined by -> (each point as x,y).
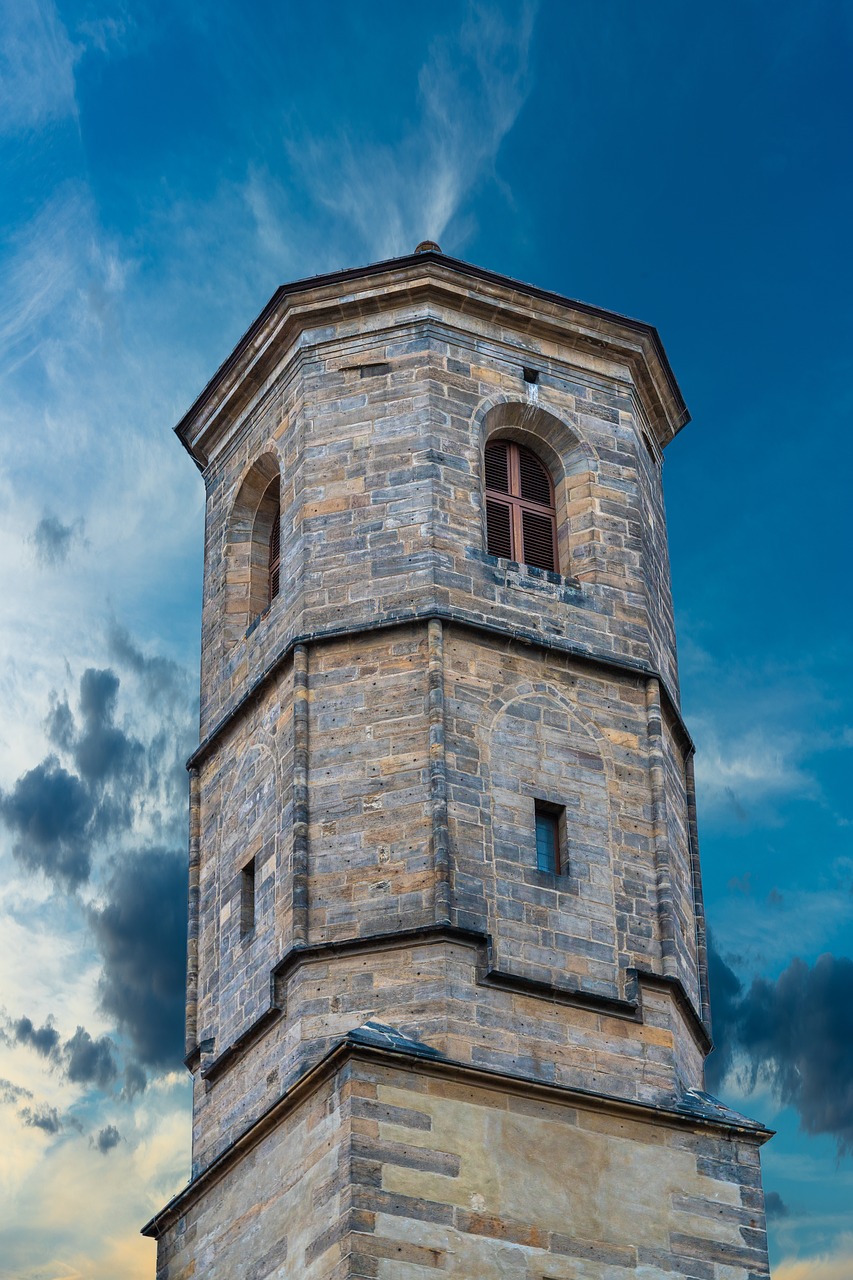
144,248 -> 772,1278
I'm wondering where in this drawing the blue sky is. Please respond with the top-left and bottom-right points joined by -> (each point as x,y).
1,1 -> 851,1275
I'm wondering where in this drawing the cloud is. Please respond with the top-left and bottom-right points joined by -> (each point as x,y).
20,1103 -> 62,1134
739,954 -> 853,1152
122,1062 -> 147,1099
63,1027 -> 118,1089
775,1236 -> 853,1280
107,622 -> 192,709
0,1077 -> 33,1105
693,724 -> 816,819
707,938 -> 853,1154
0,0 -> 78,134
31,513 -> 86,566
94,1123 -> 120,1154
0,755 -> 94,886
73,667 -> 144,790
705,936 -> 744,1090
0,661 -> 176,887
89,849 -> 187,1069
14,1015 -> 60,1058
8,1013 -> 122,1091
765,1189 -> 789,1219
282,1 -> 537,259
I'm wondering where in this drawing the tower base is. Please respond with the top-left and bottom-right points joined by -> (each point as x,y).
144,1028 -> 771,1279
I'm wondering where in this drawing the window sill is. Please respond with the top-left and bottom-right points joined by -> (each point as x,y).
245,601 -> 275,640
526,868 -> 579,893
476,550 -> 582,593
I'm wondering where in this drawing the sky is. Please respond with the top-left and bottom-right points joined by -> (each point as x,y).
0,1 -> 851,1275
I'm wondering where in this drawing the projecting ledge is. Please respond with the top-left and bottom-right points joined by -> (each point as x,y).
144,1024 -> 772,1242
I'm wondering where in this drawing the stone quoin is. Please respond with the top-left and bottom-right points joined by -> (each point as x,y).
142,248 -> 772,1278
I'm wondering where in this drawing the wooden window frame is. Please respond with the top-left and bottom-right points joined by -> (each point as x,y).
485,440 -> 558,572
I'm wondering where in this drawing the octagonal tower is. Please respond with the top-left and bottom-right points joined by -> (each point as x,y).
144,248 -> 771,1279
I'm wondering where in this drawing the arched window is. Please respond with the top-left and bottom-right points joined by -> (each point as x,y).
268,504 -> 281,605
485,440 -> 557,571
223,455 -> 281,646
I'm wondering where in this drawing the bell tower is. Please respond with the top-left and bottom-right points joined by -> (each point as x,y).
144,248 -> 772,1278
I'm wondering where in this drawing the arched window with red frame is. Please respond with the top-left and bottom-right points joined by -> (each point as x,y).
484,440 -> 557,572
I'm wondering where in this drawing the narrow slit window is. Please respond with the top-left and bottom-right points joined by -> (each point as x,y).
534,802 -> 563,875
268,508 -> 281,605
240,858 -> 256,936
485,441 -> 557,572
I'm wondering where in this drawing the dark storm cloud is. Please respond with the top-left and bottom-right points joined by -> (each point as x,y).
31,513 -> 85,567
764,1191 -> 789,1219
0,1078 -> 33,1105
45,696 -> 75,752
8,1013 -> 123,1091
90,849 -> 187,1069
707,937 -> 853,1154
108,623 -> 197,817
705,936 -> 744,1091
63,1027 -> 119,1088
74,668 -> 143,788
1,666 -> 153,887
107,622 -> 191,707
20,1104 -> 62,1134
14,1016 -> 60,1059
739,954 -> 853,1153
0,756 -> 94,886
123,1062 -> 147,1098
95,1124 -> 121,1154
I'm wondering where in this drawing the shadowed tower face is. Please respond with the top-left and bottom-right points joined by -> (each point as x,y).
144,250 -> 772,1278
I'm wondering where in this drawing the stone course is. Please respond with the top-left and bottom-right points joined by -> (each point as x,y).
150,1050 -> 770,1279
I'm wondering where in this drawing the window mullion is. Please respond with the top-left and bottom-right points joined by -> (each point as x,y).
511,500 -> 525,562
508,442 -> 521,498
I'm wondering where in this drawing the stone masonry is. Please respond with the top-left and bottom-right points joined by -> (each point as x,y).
143,248 -> 772,1277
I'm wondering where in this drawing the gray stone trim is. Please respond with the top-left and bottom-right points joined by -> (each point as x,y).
185,612 -> 693,772
185,923 -> 712,1082
174,252 -> 689,469
143,1030 -> 770,1242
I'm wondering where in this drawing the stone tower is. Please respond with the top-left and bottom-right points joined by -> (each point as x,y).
143,248 -> 772,1278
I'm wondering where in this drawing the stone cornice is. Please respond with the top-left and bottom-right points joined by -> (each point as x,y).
175,251 -> 689,469
143,1025 -> 770,1241
186,612 -> 693,772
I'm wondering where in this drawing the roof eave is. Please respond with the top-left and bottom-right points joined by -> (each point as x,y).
175,251 -> 689,469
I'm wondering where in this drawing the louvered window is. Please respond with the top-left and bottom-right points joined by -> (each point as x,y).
484,441 -> 557,572
268,507 -> 281,605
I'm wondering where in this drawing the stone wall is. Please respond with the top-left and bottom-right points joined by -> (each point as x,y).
156,1050 -> 770,1279
189,934 -> 706,1173
195,309 -> 683,742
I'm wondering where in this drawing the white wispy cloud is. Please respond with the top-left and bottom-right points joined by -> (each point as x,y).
281,1 -> 537,260
0,0 -> 78,134
693,722 -> 817,815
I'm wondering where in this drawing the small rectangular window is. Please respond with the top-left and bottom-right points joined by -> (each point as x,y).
240,858 -> 256,936
535,802 -> 564,875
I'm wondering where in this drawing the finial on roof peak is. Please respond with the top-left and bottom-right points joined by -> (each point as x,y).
414,240 -> 442,254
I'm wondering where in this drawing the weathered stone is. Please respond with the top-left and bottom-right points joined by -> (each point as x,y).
143,249 -> 771,1278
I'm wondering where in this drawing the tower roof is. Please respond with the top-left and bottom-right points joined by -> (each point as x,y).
175,248 -> 689,469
